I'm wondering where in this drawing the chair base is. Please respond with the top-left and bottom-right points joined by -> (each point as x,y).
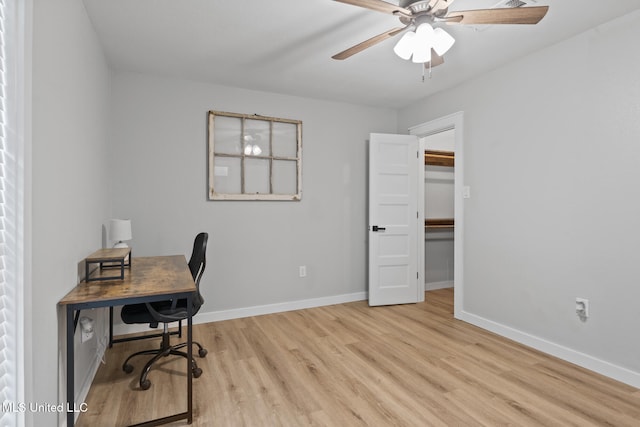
122,328 -> 207,390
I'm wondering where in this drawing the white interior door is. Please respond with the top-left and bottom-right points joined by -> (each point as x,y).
368,133 -> 420,306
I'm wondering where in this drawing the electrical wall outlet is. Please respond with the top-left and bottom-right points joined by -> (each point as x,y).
299,266 -> 307,277
79,316 -> 95,342
576,297 -> 589,320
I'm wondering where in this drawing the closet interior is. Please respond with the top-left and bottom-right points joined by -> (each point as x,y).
424,133 -> 455,291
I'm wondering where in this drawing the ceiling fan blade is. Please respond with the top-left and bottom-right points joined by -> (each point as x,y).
332,27 -> 405,60
333,0 -> 412,16
424,49 -> 444,68
445,6 -> 549,25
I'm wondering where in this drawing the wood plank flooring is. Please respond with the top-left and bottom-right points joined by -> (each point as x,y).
77,289 -> 640,426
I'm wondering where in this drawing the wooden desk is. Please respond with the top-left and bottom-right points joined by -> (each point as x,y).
58,255 -> 196,427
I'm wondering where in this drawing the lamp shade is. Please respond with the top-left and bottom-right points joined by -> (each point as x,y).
411,24 -> 434,64
393,31 -> 416,60
432,27 -> 455,56
109,219 -> 132,244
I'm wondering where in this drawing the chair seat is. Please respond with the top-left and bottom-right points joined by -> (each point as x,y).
121,300 -> 190,324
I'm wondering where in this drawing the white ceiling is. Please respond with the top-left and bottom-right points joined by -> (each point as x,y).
83,0 -> 640,109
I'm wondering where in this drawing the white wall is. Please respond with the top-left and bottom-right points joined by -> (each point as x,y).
109,73 -> 397,325
399,10 -> 640,385
31,0 -> 111,424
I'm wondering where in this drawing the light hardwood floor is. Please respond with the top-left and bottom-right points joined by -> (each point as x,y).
77,289 -> 640,426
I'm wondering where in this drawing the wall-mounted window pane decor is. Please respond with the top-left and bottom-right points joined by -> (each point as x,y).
208,110 -> 302,200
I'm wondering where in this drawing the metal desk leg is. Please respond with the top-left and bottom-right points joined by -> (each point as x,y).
187,293 -> 193,423
109,306 -> 114,347
66,305 -> 75,427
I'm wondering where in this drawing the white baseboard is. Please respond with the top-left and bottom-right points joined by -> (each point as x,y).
458,310 -> 640,389
112,291 -> 368,336
425,280 -> 454,290
112,292 -> 640,389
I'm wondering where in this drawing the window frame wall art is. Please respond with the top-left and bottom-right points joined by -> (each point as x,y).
208,110 -> 302,201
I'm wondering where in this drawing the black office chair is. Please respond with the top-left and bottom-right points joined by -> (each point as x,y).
120,232 -> 209,390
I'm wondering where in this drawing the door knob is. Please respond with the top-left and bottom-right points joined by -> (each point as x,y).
372,225 -> 386,232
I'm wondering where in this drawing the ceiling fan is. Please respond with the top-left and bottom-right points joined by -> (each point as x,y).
332,0 -> 549,69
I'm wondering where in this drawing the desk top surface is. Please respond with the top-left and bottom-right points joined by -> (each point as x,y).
59,255 -> 195,306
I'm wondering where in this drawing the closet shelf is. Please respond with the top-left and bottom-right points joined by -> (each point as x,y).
425,150 -> 454,167
425,218 -> 454,230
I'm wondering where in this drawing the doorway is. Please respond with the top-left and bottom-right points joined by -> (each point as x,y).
411,112 -> 464,318
423,129 -> 455,292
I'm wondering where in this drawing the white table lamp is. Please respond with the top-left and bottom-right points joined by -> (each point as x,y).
110,219 -> 132,248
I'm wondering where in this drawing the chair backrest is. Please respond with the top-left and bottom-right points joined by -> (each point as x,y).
188,232 -> 208,310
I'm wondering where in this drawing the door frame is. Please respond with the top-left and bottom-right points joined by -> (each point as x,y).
409,112 -> 464,318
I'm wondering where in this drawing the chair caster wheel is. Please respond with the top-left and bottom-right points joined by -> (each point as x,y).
140,379 -> 151,390
193,368 -> 203,378
123,364 -> 134,374
198,348 -> 208,358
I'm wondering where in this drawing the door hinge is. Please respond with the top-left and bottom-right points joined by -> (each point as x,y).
417,272 -> 419,279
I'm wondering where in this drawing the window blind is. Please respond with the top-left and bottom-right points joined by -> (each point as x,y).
0,0 -> 22,425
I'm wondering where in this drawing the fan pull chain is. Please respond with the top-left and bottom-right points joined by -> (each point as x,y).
421,62 -> 433,83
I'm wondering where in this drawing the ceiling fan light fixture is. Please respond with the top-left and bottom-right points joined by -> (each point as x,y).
411,36 -> 432,63
413,23 -> 434,63
414,22 -> 434,38
393,22 -> 454,64
244,144 -> 262,156
411,45 -> 431,63
432,27 -> 455,56
393,31 -> 416,60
